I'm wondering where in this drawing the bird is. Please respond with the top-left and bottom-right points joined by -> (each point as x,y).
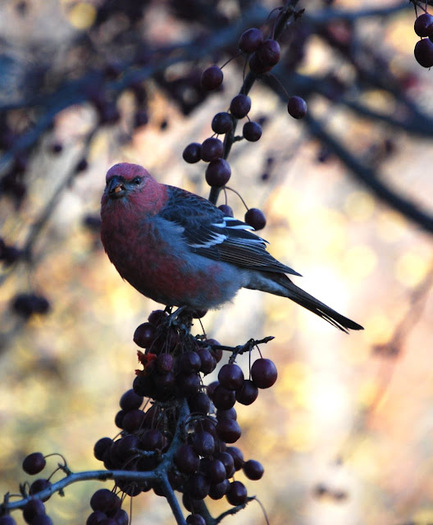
100,162 -> 363,333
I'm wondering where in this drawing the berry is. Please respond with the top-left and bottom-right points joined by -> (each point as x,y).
187,473 -> 210,499
155,353 -> 174,374
256,39 -> 281,67
174,444 -> 200,474
215,451 -> 235,477
218,204 -> 233,217
205,159 -> 231,187
201,66 -> 223,90
250,358 -> 278,388
192,430 -> 215,456
183,143 -> 202,163
239,28 -> 264,53
188,391 -> 211,414
0,517 -> 16,525
211,112 -> 233,134
22,452 -> 46,475
200,137 -> 224,161
226,480 -> 248,506
90,489 -> 121,516
133,322 -> 156,348
119,389 -> 143,411
29,479 -> 51,501
205,458 -> 227,484
243,459 -> 264,480
211,384 -> 236,410
414,13 -> 433,37
218,363 -> 244,390
121,409 -> 145,432
197,347 -> 216,374
209,478 -> 230,500
244,208 -> 266,230
229,94 -> 251,119
414,38 -> 433,68
186,514 -> 206,525
23,499 -> 45,523
94,437 -> 113,461
287,96 -> 307,119
226,446 -> 244,470
216,418 -> 242,443
242,121 -> 262,141
235,379 -> 258,405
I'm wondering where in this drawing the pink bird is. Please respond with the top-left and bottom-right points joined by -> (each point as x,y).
100,163 -> 363,332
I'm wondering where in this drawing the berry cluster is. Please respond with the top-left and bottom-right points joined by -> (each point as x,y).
413,11 -> 433,67
183,21 -> 306,229
87,309 -> 277,523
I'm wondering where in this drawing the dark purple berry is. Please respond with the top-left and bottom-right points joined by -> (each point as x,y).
256,39 -> 280,66
121,409 -> 145,432
243,459 -> 264,480
174,444 -> 200,474
147,309 -> 168,326
250,358 -> 278,388
197,347 -> 216,374
226,446 -> 244,470
155,353 -> 174,374
414,13 -> 433,37
215,451 -> 235,477
211,112 -> 233,134
133,322 -> 156,348
239,28 -> 264,53
218,363 -> 244,390
192,431 -> 215,456
179,351 -> 201,373
0,517 -> 16,525
235,379 -> 258,405
201,66 -> 223,90
94,437 -> 113,461
90,489 -> 121,516
22,452 -> 46,475
119,389 -> 143,411
201,137 -> 224,162
188,391 -> 211,414
287,96 -> 307,119
186,514 -> 206,525
414,38 -> 433,67
183,143 -> 202,163
229,94 -> 251,119
188,473 -> 210,499
209,478 -> 230,500
211,384 -> 236,410
23,499 -> 45,523
176,372 -> 201,396
86,511 -> 106,525
242,121 -> 262,141
29,479 -> 51,501
244,208 -> 266,230
205,159 -> 231,187
216,418 -> 241,443
226,480 -> 248,506
218,204 -> 233,217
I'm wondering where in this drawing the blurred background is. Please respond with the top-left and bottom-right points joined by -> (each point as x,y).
1,0 -> 433,523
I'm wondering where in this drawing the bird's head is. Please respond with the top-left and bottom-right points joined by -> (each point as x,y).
104,163 -> 150,201
101,163 -> 167,217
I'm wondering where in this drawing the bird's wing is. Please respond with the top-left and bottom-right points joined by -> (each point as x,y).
160,186 -> 301,276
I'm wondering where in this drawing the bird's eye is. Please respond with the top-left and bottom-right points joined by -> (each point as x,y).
132,177 -> 142,185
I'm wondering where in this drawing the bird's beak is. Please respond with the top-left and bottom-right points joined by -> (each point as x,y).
106,176 -> 126,199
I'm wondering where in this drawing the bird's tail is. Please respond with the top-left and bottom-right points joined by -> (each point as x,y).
271,274 -> 363,333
